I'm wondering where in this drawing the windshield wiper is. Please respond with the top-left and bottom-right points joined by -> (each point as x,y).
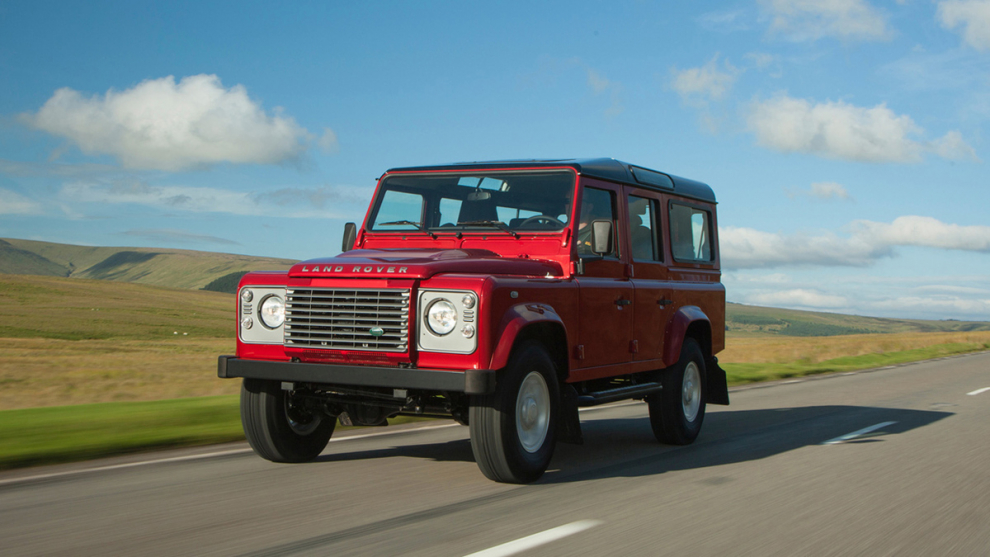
457,220 -> 518,238
379,220 -> 424,230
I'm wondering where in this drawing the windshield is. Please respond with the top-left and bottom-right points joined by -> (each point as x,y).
367,171 -> 575,233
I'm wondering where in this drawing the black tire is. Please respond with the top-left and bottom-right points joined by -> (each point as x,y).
469,342 -> 559,483
648,338 -> 707,445
240,378 -> 335,463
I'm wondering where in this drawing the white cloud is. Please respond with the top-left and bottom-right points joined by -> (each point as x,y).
21,75 -> 330,171
809,182 -> 851,200
671,55 -> 739,103
930,130 -> 980,161
585,68 -> 624,117
744,52 -> 777,70
851,216 -> 990,252
59,180 -> 370,218
746,94 -> 975,163
697,9 -> 752,32
787,181 -> 853,200
760,0 -> 892,42
720,226 -> 887,268
0,188 -> 42,215
748,288 -> 849,308
867,295 -> 990,318
721,215 -> 990,269
318,128 -> 339,154
938,0 -> 990,51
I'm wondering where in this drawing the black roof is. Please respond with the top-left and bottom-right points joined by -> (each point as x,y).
385,158 -> 716,203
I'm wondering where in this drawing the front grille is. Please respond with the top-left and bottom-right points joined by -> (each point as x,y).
284,288 -> 410,352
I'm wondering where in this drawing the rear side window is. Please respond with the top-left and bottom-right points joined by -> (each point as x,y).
669,203 -> 713,262
628,195 -> 660,261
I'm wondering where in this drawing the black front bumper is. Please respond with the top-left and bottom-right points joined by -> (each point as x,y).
218,356 -> 496,395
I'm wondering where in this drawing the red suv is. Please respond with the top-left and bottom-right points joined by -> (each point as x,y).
219,159 -> 728,483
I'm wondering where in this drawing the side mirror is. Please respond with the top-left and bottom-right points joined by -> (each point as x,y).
341,222 -> 357,252
591,219 -> 612,255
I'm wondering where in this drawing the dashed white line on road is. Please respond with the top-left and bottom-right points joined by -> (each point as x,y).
967,387 -> 990,396
821,421 -> 898,445
463,520 -> 604,557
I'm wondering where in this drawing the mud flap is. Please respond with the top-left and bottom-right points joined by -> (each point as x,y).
557,384 -> 584,445
707,356 -> 730,406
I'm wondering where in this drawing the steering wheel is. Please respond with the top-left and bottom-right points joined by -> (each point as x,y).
517,215 -> 565,228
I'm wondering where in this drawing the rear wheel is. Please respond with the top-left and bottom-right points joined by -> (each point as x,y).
649,338 -> 706,445
470,342 -> 559,483
241,379 -> 335,462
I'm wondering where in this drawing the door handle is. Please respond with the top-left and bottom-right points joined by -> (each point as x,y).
658,298 -> 674,307
615,298 -> 632,306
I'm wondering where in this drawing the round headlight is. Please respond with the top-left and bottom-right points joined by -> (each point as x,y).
426,299 -> 457,336
259,295 -> 285,328
240,289 -> 253,303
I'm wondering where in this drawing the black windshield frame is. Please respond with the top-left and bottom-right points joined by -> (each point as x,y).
366,170 -> 577,234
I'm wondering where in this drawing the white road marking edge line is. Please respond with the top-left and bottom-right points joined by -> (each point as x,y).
463,520 -> 604,557
821,421 -> 897,445
967,387 -> 990,396
0,422 -> 462,487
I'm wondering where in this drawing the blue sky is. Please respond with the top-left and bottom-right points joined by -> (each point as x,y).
2,0 -> 989,320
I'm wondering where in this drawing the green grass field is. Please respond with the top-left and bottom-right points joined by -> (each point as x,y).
0,272 -> 988,470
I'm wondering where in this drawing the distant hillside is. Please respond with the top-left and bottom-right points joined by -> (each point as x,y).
726,302 -> 990,336
0,238 -> 296,290
0,274 -> 233,340
0,239 -> 71,277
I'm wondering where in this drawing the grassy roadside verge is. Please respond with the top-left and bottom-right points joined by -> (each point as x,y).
722,341 -> 990,385
0,396 -> 431,471
1,341 -> 987,471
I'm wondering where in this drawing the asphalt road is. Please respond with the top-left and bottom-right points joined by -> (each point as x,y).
2,352 -> 988,556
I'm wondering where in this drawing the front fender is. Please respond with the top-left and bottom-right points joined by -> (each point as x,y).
662,306 -> 711,367
488,303 -> 566,371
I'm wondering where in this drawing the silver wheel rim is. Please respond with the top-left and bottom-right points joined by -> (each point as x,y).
285,394 -> 321,436
516,371 -> 551,453
682,362 -> 701,423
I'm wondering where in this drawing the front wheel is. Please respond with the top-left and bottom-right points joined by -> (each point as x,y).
470,342 -> 559,483
648,338 -> 707,445
241,379 -> 335,463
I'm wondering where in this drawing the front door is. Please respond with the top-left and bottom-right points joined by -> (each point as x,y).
573,180 -> 633,379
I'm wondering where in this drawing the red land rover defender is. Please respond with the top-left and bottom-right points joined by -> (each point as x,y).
218,159 -> 728,483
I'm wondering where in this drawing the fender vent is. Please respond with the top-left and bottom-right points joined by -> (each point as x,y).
284,288 -> 410,352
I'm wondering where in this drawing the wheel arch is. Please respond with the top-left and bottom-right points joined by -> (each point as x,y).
663,306 -> 729,405
489,304 -> 570,383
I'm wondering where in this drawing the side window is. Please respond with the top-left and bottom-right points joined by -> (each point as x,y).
577,187 -> 618,257
371,190 -> 424,230
628,195 -> 660,261
669,203 -> 713,262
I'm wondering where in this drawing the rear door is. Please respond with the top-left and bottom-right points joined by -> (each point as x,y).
625,187 -> 674,363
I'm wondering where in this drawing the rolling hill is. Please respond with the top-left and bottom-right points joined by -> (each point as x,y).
2,238 -> 988,336
726,302 -> 990,336
0,238 -> 296,290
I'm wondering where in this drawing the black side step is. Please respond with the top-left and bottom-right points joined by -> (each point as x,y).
577,382 -> 662,407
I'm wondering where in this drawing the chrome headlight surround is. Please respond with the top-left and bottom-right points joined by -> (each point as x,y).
418,290 -> 478,354
239,286 -> 286,344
